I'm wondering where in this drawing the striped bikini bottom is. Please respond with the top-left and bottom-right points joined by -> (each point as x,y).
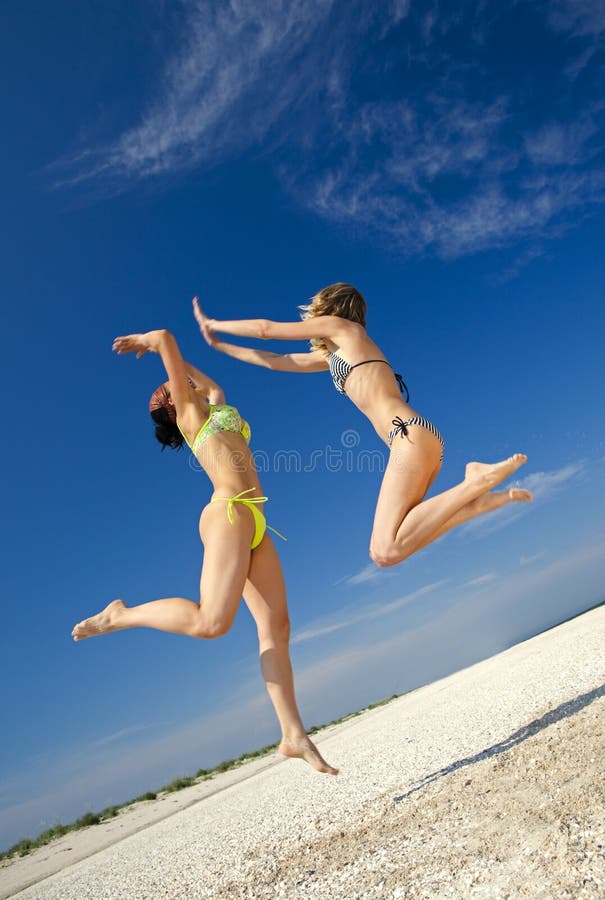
388,415 -> 445,460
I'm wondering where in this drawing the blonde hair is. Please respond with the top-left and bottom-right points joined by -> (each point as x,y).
298,283 -> 367,353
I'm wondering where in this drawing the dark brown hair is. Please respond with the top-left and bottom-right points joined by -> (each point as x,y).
149,384 -> 184,450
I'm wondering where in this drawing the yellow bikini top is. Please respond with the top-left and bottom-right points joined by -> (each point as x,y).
178,404 -> 251,456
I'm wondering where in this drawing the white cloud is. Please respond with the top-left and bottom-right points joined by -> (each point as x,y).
547,1 -> 605,37
341,563 -> 385,586
524,117 -> 600,167
517,461 -> 587,501
292,579 -> 448,645
519,551 -> 546,566
57,0 -> 336,184
391,0 -> 411,24
57,2 -> 605,259
290,541 -> 605,715
464,572 -> 498,587
92,723 -> 153,748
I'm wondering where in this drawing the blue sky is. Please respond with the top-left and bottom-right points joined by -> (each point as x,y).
1,0 -> 604,849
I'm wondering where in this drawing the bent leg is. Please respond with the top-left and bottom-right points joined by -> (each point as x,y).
409,487 -> 533,554
72,501 -> 255,641
243,535 -> 338,775
370,429 -> 528,567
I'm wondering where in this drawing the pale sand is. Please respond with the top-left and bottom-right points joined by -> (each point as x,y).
2,605 -> 604,899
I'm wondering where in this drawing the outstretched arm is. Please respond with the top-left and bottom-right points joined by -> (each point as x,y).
193,297 -> 330,372
112,330 -> 195,418
193,296 -> 350,343
211,340 -> 328,373
209,315 -> 346,341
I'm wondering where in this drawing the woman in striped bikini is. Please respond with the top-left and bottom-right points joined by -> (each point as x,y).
71,327 -> 337,776
193,284 -> 531,568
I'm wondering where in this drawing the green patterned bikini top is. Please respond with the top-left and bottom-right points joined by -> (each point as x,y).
178,404 -> 251,456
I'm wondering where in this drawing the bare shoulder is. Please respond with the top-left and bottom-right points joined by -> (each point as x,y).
322,317 -> 364,339
328,321 -> 378,355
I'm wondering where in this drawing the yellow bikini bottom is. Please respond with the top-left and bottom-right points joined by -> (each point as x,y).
211,488 -> 286,550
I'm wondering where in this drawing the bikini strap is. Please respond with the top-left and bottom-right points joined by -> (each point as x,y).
212,487 -> 267,525
348,358 -> 388,372
348,359 -> 410,401
394,372 -> 410,402
266,524 -> 288,542
211,488 -> 287,541
391,416 -> 410,440
176,422 -> 192,450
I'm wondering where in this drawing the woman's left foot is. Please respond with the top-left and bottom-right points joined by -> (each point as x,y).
278,735 -> 339,775
465,454 -> 528,490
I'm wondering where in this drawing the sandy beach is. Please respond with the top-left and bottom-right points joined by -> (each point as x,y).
2,604 -> 604,899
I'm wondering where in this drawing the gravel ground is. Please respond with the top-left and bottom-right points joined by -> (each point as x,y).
4,605 -> 604,900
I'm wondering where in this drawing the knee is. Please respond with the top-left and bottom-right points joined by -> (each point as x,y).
258,613 -> 291,647
191,616 -> 233,640
369,543 -> 403,569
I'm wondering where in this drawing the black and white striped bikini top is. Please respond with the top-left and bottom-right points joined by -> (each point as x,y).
328,352 -> 409,401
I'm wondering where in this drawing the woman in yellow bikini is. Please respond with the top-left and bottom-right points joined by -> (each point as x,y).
194,284 -> 532,568
72,327 -> 337,776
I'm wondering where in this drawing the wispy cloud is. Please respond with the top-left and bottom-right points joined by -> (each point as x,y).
92,723 -> 153,748
547,1 -> 605,38
292,579 -> 448,645
54,0 -> 336,186
57,2 -> 605,259
463,572 -> 498,588
291,540 -> 605,719
339,563 -> 386,586
516,461 -> 587,501
520,551 -> 546,567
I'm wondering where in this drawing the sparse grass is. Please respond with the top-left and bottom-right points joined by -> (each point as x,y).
0,691 -> 403,862
162,776 -> 196,793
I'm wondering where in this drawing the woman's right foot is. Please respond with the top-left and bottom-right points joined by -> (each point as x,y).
72,599 -> 126,641
278,735 -> 339,775
466,487 -> 533,518
465,454 -> 527,490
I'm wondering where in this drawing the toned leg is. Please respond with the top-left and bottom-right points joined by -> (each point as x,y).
72,501 -> 255,640
410,486 -> 532,554
243,535 -> 338,775
370,426 -> 528,567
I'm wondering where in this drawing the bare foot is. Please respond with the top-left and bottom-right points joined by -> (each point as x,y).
72,599 -> 126,641
508,488 -> 532,503
469,487 -> 533,516
465,454 -> 528,491
278,735 -> 339,775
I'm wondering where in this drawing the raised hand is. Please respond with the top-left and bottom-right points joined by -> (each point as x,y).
112,333 -> 156,358
192,296 -> 217,347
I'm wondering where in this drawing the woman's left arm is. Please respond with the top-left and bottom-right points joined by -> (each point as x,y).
183,362 -> 225,405
207,315 -> 353,343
